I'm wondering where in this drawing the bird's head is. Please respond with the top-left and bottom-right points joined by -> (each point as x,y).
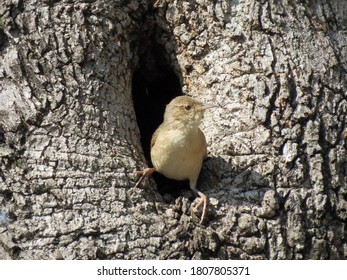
163,96 -> 216,127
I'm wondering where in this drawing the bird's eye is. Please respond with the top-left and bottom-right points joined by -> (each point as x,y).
184,105 -> 192,111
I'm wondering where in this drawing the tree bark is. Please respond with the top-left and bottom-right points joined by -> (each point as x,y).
0,0 -> 346,259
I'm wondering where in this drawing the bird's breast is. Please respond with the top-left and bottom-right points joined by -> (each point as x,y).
151,127 -> 207,181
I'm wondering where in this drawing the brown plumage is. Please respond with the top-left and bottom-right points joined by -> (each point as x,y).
135,96 -> 215,224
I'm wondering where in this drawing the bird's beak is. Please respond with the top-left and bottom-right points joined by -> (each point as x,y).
196,103 -> 218,112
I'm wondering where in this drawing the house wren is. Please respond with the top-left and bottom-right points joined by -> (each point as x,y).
135,96 -> 216,224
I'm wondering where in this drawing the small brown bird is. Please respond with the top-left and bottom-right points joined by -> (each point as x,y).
135,96 -> 215,224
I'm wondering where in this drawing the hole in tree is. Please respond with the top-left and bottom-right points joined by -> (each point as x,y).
132,67 -> 180,162
132,28 -> 190,196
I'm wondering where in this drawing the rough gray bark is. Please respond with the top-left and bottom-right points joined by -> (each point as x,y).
0,0 -> 346,259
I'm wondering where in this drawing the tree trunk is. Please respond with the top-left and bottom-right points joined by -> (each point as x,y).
0,0 -> 346,259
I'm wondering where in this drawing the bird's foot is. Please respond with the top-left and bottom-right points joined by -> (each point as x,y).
134,167 -> 155,188
195,194 -> 208,224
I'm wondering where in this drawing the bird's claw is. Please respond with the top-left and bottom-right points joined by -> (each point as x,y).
195,195 -> 208,224
134,167 -> 155,188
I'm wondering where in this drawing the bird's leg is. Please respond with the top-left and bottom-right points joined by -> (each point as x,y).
134,167 -> 155,188
190,183 -> 208,224
195,191 -> 208,224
